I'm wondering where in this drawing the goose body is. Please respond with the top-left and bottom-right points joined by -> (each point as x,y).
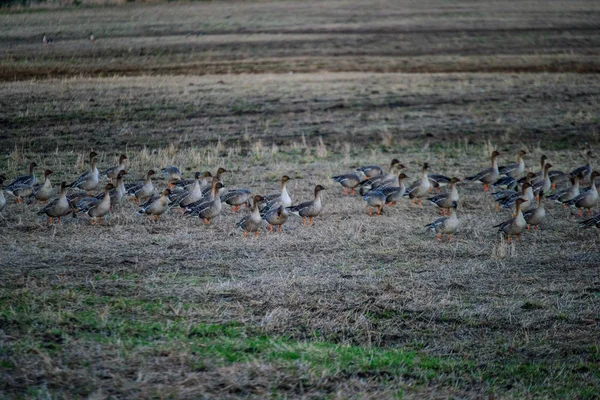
236,195 -> 265,236
70,152 -> 99,192
102,154 -> 128,182
263,205 -> 289,231
428,177 -> 460,215
4,162 -> 38,202
426,202 -> 459,240
37,182 -> 71,223
138,189 -> 171,222
494,198 -> 528,243
565,171 -> 599,216
466,151 -> 500,191
287,185 -> 325,226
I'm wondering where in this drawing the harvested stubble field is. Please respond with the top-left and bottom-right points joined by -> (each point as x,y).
1,0 -> 600,398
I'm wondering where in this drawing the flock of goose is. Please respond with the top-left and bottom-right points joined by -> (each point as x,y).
0,149 -> 598,242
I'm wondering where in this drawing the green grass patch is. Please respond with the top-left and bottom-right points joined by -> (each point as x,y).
0,290 -> 598,398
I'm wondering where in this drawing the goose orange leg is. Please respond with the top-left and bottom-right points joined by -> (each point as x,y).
448,234 -> 453,241
49,217 -> 53,224
309,217 -> 313,226
484,184 -> 489,191
244,231 -> 248,237
279,225 -> 283,232
344,189 -> 348,196
255,231 -> 259,237
418,198 -> 423,207
351,188 -> 355,196
231,206 -> 236,213
507,236 -> 511,244
269,225 -> 273,232
237,205 -> 242,212
151,215 -> 155,222
303,218 -> 307,226
204,218 -> 210,225
437,233 -> 441,241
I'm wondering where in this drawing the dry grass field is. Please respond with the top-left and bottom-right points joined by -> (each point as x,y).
1,0 -> 600,398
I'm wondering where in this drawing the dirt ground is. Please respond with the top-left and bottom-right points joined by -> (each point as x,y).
1,0 -> 600,398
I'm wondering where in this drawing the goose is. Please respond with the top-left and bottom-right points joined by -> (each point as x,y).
137,189 -> 171,222
102,154 -> 128,183
4,162 -> 38,203
83,183 -> 114,225
37,182 -> 72,224
549,174 -> 580,207
261,175 -> 292,215
570,151 -> 594,185
499,150 -> 527,177
236,195 -> 265,237
331,171 -> 365,196
428,177 -> 460,215
201,168 -> 228,197
564,171 -> 599,217
263,205 -> 289,232
358,159 -> 403,195
30,169 -> 54,205
494,198 -> 528,243
465,151 -> 500,191
162,166 -> 182,185
287,185 -> 325,226
222,189 -> 252,213
523,191 -> 546,231
405,163 -> 431,205
426,201 -> 459,241
194,182 -> 225,225
126,170 -> 155,202
69,152 -> 99,193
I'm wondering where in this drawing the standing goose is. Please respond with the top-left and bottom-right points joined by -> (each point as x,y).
499,150 -> 527,177
363,190 -> 386,216
263,205 -> 289,232
428,177 -> 460,215
261,175 -> 293,214
83,183 -> 114,225
4,162 -> 38,203
37,182 -> 72,224
194,182 -> 225,224
102,154 -> 128,183
531,163 -> 553,199
570,151 -> 594,185
381,173 -> 410,205
426,201 -> 459,241
519,155 -> 548,186
29,169 -> 54,205
499,182 -> 534,214
405,163 -> 431,206
358,159 -> 402,195
549,173 -> 580,207
332,171 -> 364,196
137,188 -> 171,222
170,171 -> 204,212
69,152 -> 99,194
494,198 -> 528,243
523,190 -> 546,231
492,172 -> 535,211
465,151 -> 500,191
564,171 -> 599,217
126,170 -> 155,203
236,195 -> 265,237
287,185 -> 326,226
94,170 -> 128,209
